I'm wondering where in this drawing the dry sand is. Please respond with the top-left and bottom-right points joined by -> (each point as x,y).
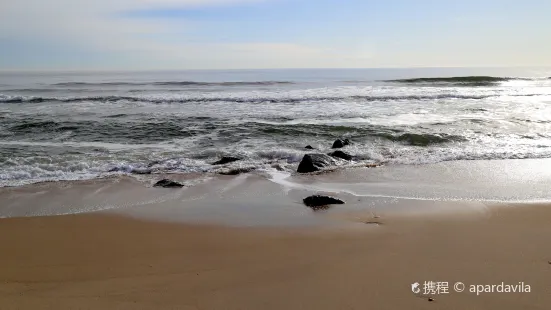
1,203 -> 550,310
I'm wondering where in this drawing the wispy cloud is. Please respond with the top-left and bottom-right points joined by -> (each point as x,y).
1,0 -> 317,69
0,0 -> 379,70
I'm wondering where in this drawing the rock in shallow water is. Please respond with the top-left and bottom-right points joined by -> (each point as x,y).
303,195 -> 345,209
305,145 -> 315,150
328,150 -> 353,161
212,156 -> 241,165
297,154 -> 336,173
153,179 -> 184,188
331,138 -> 350,149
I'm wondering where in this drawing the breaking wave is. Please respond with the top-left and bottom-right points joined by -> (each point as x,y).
4,117 -> 472,147
0,93 -> 542,104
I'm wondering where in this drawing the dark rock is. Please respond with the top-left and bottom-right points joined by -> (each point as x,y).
303,195 -> 345,210
428,297 -> 435,302
305,145 -> 315,150
297,154 -> 336,173
153,179 -> 184,188
219,167 -> 256,175
331,138 -> 350,149
212,156 -> 241,165
328,150 -> 353,160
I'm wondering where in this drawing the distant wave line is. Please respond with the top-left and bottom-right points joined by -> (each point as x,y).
51,81 -> 295,87
384,75 -> 545,85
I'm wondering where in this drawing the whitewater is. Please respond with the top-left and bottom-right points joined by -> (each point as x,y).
1,68 -> 550,187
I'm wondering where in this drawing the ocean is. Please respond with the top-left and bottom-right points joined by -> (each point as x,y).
1,67 -> 551,187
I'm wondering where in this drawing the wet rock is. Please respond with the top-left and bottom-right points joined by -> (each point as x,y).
153,179 -> 184,188
305,145 -> 315,150
328,150 -> 353,160
303,195 -> 345,210
331,138 -> 350,149
219,167 -> 256,175
212,156 -> 241,165
297,154 -> 336,173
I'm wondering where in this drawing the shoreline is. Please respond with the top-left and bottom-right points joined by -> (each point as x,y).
2,158 -> 551,226
1,205 -> 550,309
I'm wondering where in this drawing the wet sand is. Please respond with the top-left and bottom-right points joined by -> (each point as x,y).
1,204 -> 551,310
4,159 -> 551,224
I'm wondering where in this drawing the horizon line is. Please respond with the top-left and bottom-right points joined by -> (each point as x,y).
1,65 -> 550,74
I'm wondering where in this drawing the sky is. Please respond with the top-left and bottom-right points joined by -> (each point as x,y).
0,0 -> 550,70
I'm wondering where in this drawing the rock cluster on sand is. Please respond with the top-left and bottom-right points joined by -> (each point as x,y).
297,154 -> 336,173
212,157 -> 241,165
303,195 -> 345,210
297,138 -> 354,173
153,179 -> 184,188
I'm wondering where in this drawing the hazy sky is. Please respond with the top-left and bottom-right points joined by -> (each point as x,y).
1,0 -> 550,70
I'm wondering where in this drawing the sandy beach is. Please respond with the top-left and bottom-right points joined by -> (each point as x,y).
1,201 -> 550,310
